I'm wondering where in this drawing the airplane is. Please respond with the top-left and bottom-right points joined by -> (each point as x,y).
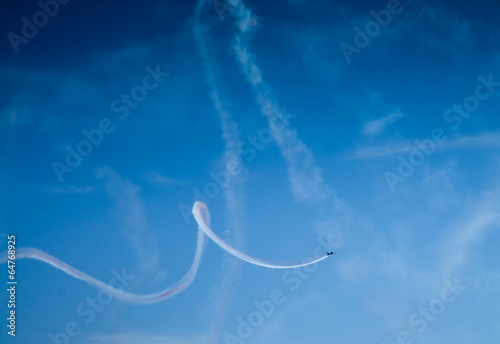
326,252 -> 335,256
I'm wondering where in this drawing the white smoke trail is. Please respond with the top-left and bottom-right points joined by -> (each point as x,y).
193,2 -> 246,341
192,201 -> 329,268
0,230 -> 205,304
0,0 -> 336,308
227,0 -> 340,207
193,0 -> 246,252
0,202 -> 328,304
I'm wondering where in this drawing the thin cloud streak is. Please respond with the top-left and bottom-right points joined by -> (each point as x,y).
44,185 -> 96,194
438,191 -> 500,280
96,167 -> 163,279
361,111 -> 404,137
84,332 -> 210,344
143,171 -> 183,187
348,131 -> 500,160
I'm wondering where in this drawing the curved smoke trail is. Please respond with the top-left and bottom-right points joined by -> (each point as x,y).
0,202 -> 328,304
0,218 -> 207,304
192,202 -> 328,268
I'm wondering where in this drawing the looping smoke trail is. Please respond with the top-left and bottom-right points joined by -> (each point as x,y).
0,202 -> 328,304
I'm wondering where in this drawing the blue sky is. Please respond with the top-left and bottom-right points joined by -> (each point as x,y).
1,0 -> 500,343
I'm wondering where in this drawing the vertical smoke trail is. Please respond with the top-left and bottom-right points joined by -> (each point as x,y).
193,1 -> 247,341
227,0 -> 340,207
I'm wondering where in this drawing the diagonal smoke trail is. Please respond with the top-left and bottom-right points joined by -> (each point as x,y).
227,0 -> 341,207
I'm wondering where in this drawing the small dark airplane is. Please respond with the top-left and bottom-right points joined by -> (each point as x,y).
326,252 -> 335,256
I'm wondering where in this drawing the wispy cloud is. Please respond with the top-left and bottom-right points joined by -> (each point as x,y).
84,332 -> 209,344
348,131 -> 500,160
449,131 -> 500,149
361,111 -> 404,137
96,167 -> 165,282
347,141 -> 419,160
44,185 -> 96,194
143,171 -> 183,187
437,192 -> 500,279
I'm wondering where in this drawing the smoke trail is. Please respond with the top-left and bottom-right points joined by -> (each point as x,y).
97,167 -> 164,280
193,1 -> 246,341
192,201 -> 329,268
193,0 -> 246,256
0,0 -> 334,308
0,202 -> 328,304
227,0 -> 340,207
0,229 -> 205,304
